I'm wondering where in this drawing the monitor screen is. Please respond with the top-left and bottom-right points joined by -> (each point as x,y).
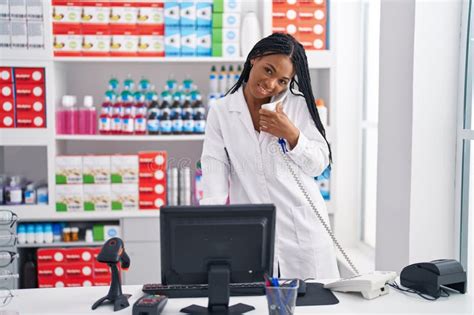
160,204 -> 276,285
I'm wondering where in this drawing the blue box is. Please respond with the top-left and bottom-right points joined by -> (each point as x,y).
181,27 -> 196,56
165,27 -> 181,57
164,2 -> 180,27
196,2 -> 212,28
196,27 -> 211,56
180,2 -> 196,27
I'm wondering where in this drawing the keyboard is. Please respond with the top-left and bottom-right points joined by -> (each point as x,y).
142,282 -> 266,298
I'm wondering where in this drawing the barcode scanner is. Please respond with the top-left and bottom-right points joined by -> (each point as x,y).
92,238 -> 132,312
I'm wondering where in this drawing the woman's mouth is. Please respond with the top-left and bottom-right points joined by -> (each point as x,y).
257,84 -> 271,96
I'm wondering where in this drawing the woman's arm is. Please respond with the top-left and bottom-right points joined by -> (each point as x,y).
200,106 -> 230,205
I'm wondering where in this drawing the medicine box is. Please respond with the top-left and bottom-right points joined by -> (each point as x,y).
111,184 -> 138,211
110,155 -> 138,184
212,12 -> 240,28
180,26 -> 196,56
56,156 -> 83,185
52,0 -> 82,24
212,41 -> 239,57
196,2 -> 212,27
56,185 -> 84,212
212,27 -> 239,43
180,1 -> 196,27
83,184 -> 111,211
82,155 -> 111,184
196,28 -> 211,56
213,0 -> 241,13
26,0 -> 43,20
81,0 -> 110,26
164,26 -> 180,57
164,1 -> 180,27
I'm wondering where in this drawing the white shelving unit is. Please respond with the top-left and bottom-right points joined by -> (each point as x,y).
1,0 -> 337,216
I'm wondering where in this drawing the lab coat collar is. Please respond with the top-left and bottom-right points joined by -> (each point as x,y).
228,87 -> 246,113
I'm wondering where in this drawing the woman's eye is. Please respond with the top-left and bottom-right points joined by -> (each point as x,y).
279,80 -> 288,85
265,68 -> 272,75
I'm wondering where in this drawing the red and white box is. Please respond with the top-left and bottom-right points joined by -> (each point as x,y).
109,1 -> 139,30
0,68 -> 13,83
137,30 -> 164,57
0,99 -> 14,114
110,27 -> 139,56
80,0 -> 111,27
139,192 -> 166,210
139,151 -> 167,210
16,111 -> 46,128
93,276 -> 112,286
0,113 -> 15,128
15,83 -> 44,99
0,84 -> 14,98
52,0 -> 82,26
37,277 -> 66,288
136,1 -> 164,33
37,248 -> 66,266
64,248 -> 95,263
15,98 -> 45,113
82,27 -> 111,56
53,24 -> 82,57
14,68 -> 45,83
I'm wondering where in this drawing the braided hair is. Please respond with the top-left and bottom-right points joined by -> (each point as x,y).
228,33 -> 332,163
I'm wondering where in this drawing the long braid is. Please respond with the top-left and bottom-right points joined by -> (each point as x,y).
228,33 -> 333,163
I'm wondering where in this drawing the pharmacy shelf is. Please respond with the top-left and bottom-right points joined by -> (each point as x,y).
15,209 -> 160,222
0,50 -> 51,62
17,241 -> 104,249
55,134 -> 205,142
54,57 -> 247,63
0,129 -> 52,146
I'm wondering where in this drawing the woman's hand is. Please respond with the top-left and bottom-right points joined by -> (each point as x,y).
259,103 -> 300,149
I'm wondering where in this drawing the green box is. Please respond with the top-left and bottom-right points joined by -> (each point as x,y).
212,43 -> 222,57
212,28 -> 223,43
212,12 -> 223,28
93,224 -> 104,241
213,0 -> 224,12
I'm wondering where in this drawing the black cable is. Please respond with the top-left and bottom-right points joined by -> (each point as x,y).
388,281 -> 449,301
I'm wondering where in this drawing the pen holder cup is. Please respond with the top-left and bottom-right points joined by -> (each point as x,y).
265,280 -> 299,315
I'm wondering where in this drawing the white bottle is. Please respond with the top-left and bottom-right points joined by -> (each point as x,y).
241,11 -> 261,57
316,98 -> 328,127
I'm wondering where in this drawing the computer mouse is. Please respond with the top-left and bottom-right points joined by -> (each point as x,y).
297,279 -> 306,296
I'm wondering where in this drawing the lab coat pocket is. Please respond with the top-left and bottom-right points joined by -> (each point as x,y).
290,205 -> 318,275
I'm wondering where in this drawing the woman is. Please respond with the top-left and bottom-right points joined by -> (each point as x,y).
200,33 -> 339,280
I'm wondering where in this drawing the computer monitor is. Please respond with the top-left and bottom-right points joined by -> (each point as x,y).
160,204 -> 276,314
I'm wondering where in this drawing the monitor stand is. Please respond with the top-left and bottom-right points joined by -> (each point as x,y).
180,264 -> 255,315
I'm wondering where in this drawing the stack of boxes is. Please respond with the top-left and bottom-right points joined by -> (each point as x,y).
138,151 -> 167,210
211,0 -> 240,57
164,1 -> 213,57
37,247 -> 118,288
272,0 -> 328,50
52,0 -> 165,57
0,0 -> 45,50
56,152 -> 167,212
0,67 -> 46,128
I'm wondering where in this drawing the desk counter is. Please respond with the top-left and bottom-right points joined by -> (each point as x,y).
4,284 -> 473,314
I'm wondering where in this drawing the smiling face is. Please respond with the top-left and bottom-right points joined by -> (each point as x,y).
247,54 -> 295,102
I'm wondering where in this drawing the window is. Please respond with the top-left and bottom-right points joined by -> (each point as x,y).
360,0 -> 380,248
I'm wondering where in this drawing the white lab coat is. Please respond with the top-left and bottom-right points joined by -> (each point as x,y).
200,87 -> 340,280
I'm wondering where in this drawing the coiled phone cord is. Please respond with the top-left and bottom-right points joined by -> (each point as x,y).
278,138 -> 360,276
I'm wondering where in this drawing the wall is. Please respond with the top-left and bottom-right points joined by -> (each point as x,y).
376,0 -> 461,271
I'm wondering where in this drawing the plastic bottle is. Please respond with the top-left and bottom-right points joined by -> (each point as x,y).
194,111 -> 206,134
134,94 -> 147,117
17,224 -> 26,244
57,95 -> 74,134
241,11 -> 261,57
5,176 -> 22,205
146,85 -> 159,104
165,74 -> 178,93
122,102 -> 135,135
218,65 -> 227,96
44,223 -> 53,243
134,112 -> 147,135
123,74 -> 135,90
111,96 -> 123,135
316,98 -> 328,127
181,76 -> 195,94
70,96 -> 79,134
36,184 -> 48,205
108,76 -> 119,91
26,224 -> 35,244
194,161 -> 203,205
183,111 -> 194,135
24,182 -> 36,204
99,96 -> 113,134
171,111 -> 183,135
207,95 -> 217,114
79,96 -> 97,135
138,77 -> 151,92
209,65 -> 218,96
160,112 -> 172,135
52,223 -> 62,242
35,224 -> 44,243
147,100 -> 160,135
160,100 -> 171,117
21,252 -> 37,289
227,65 -> 235,91
160,89 -> 172,103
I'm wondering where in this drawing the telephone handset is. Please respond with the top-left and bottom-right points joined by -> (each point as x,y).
261,89 -> 289,111
263,98 -> 397,300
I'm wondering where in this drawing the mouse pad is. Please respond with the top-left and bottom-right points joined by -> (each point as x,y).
296,283 -> 339,306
